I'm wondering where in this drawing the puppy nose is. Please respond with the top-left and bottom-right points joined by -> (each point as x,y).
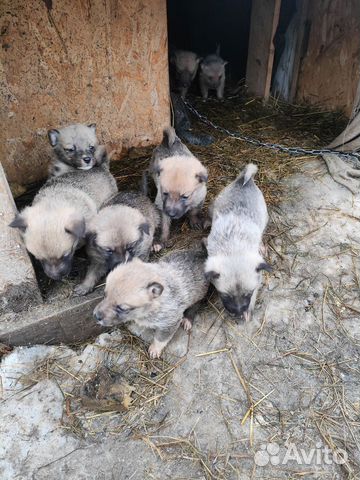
168,211 -> 177,218
94,311 -> 103,322
83,157 -> 92,164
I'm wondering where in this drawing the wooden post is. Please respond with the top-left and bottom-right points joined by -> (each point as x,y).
0,293 -> 105,346
0,163 -> 42,316
289,0 -> 309,102
246,0 -> 281,100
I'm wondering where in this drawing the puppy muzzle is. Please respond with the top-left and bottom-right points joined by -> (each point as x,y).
221,296 -> 250,320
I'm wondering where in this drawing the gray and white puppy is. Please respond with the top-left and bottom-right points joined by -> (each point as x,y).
48,123 -> 108,176
204,164 -> 270,321
199,46 -> 227,100
170,49 -> 201,99
74,191 -> 161,296
150,127 -> 208,245
93,250 -> 209,358
9,168 -> 117,281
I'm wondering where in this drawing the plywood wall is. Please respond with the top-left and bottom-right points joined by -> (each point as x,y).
296,0 -> 360,116
0,0 -> 169,185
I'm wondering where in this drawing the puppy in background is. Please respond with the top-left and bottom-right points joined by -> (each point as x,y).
150,127 -> 208,245
75,191 -> 161,296
9,168 -> 117,281
48,123 -> 109,176
93,249 -> 209,358
199,45 -> 227,101
170,49 -> 201,99
204,164 -> 270,321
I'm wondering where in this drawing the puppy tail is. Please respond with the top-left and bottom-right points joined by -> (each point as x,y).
238,163 -> 258,186
162,126 -> 177,148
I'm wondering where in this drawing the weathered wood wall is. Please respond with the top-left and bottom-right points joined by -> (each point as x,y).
296,0 -> 360,116
246,0 -> 281,100
0,0 -> 169,185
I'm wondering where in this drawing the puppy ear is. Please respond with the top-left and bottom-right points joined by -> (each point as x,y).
205,270 -> 220,281
196,170 -> 208,183
152,164 -> 162,176
139,223 -> 150,235
223,60 -> 228,66
196,57 -> 202,64
65,215 -> 86,239
147,282 -> 164,299
94,145 -> 108,166
256,262 -> 272,273
88,123 -> 96,132
48,129 -> 60,147
9,213 -> 27,232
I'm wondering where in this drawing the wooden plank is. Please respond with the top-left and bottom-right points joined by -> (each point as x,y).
296,0 -> 360,116
288,0 -> 309,102
0,163 -> 42,315
246,0 -> 281,99
0,292 -> 105,346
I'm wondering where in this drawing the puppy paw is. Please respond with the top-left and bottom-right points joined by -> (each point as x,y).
148,342 -> 163,359
203,218 -> 212,230
74,283 -> 93,296
243,310 -> 252,323
152,242 -> 164,253
259,243 -> 268,257
189,215 -> 204,230
201,237 -> 208,250
181,317 -> 192,332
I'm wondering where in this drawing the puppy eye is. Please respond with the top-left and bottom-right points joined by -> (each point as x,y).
89,146 -> 95,152
115,305 -> 130,314
65,146 -> 75,152
104,247 -> 113,255
181,194 -> 189,199
63,251 -> 71,260
162,192 -> 169,197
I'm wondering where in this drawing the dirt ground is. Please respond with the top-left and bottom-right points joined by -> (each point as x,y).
1,98 -> 360,480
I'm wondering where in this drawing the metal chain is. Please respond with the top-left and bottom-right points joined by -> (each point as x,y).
184,100 -> 360,168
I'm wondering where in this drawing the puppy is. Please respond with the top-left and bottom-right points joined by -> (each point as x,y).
170,49 -> 201,99
204,164 -> 270,321
48,123 -> 108,176
9,168 -> 117,281
150,127 -> 208,244
93,250 -> 209,358
74,191 -> 161,296
199,46 -> 227,101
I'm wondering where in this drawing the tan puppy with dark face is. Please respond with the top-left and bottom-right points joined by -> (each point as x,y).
74,191 -> 160,296
150,127 -> 208,245
93,250 -> 209,358
9,168 -> 117,281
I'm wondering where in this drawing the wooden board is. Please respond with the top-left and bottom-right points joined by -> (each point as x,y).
0,0 -> 170,185
246,0 -> 281,99
288,0 -> 309,102
0,291 -> 105,346
296,0 -> 360,116
0,163 -> 42,316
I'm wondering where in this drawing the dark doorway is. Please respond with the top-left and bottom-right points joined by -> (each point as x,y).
167,0 -> 252,86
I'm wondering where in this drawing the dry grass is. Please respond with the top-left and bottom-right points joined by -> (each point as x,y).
17,330 -> 180,439
110,94 -> 347,209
